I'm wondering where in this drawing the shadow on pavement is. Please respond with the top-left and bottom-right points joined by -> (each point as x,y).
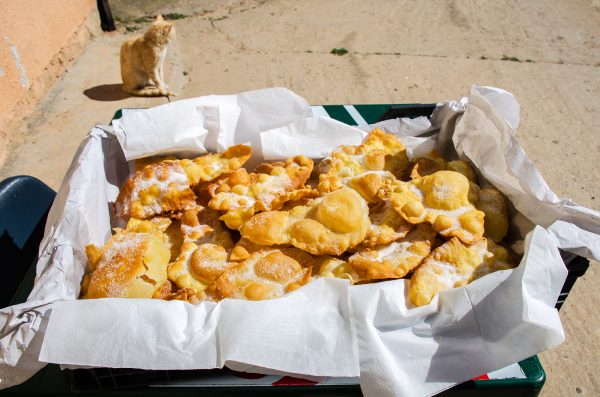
83,84 -> 130,101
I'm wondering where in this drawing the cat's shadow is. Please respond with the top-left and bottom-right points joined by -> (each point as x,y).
83,84 -> 131,101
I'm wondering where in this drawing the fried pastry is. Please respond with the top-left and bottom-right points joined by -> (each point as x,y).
476,187 -> 509,242
354,198 -> 413,249
167,242 -> 231,294
208,156 -> 314,229
134,155 -> 177,172
240,188 -> 370,256
342,171 -> 398,203
189,244 -> 230,286
349,224 -> 436,281
179,206 -> 213,241
163,219 -> 185,261
349,128 -> 409,177
382,171 -> 485,244
116,146 -> 251,220
446,160 -> 477,182
179,144 -> 252,185
408,157 -> 445,180
178,206 -> 234,249
229,238 -> 270,262
209,248 -> 313,300
314,256 -> 360,283
115,160 -> 198,219
317,129 -> 408,201
81,219 -> 171,299
409,237 -> 513,306
152,280 -> 203,303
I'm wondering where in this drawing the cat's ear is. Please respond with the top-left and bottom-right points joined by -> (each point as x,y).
156,14 -> 164,21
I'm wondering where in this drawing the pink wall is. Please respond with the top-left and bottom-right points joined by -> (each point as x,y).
0,0 -> 96,153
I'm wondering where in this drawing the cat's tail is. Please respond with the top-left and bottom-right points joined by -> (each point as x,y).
129,86 -> 175,97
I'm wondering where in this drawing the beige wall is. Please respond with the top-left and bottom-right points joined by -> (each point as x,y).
0,0 -> 96,160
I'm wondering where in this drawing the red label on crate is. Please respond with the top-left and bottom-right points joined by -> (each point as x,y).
272,376 -> 319,386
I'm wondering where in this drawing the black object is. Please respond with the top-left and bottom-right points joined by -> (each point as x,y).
97,0 -> 116,32
0,176 -> 55,308
378,103 -> 438,121
556,252 -> 590,310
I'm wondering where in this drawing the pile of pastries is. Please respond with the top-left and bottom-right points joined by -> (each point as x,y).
80,129 -> 515,307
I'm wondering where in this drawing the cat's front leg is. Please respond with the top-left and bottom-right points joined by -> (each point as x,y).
155,65 -> 175,96
158,61 -> 167,89
148,67 -> 162,88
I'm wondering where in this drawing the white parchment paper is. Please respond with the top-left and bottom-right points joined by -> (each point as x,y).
1,87 -> 599,397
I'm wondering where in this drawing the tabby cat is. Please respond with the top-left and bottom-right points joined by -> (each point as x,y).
120,15 -> 175,97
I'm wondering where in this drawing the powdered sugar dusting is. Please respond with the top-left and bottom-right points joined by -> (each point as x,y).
423,259 -> 468,289
92,232 -> 148,297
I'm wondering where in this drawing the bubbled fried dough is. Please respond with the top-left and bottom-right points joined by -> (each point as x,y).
409,237 -> 514,307
446,160 -> 477,182
179,206 -> 235,251
209,248 -> 313,301
115,160 -> 197,219
167,242 -> 231,294
314,256 -> 360,283
352,199 -> 413,250
317,129 -> 408,200
350,128 -> 409,177
179,144 -> 252,185
349,224 -> 436,281
476,187 -> 509,242
81,219 -> 171,299
229,238 -> 272,262
407,157 -> 445,180
152,280 -> 203,304
208,156 -> 314,229
382,171 -> 485,244
239,188 -> 370,256
115,146 -> 251,220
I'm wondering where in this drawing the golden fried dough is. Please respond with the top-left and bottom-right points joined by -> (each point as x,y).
476,187 -> 509,242
179,207 -> 213,241
152,280 -> 203,304
240,188 -> 370,255
179,206 -> 235,250
382,171 -> 485,244
81,219 -> 171,299
353,199 -> 413,249
353,128 -> 409,177
349,224 -> 436,281
342,171 -> 398,203
117,146 -> 250,220
115,160 -> 197,219
209,248 -> 313,300
409,237 -> 513,306
317,129 -> 408,200
446,160 -> 477,182
134,155 -> 177,172
167,242 -> 231,295
179,144 -> 252,185
208,155 -> 314,229
314,256 -> 360,283
408,157 -> 445,180
230,238 -> 270,262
